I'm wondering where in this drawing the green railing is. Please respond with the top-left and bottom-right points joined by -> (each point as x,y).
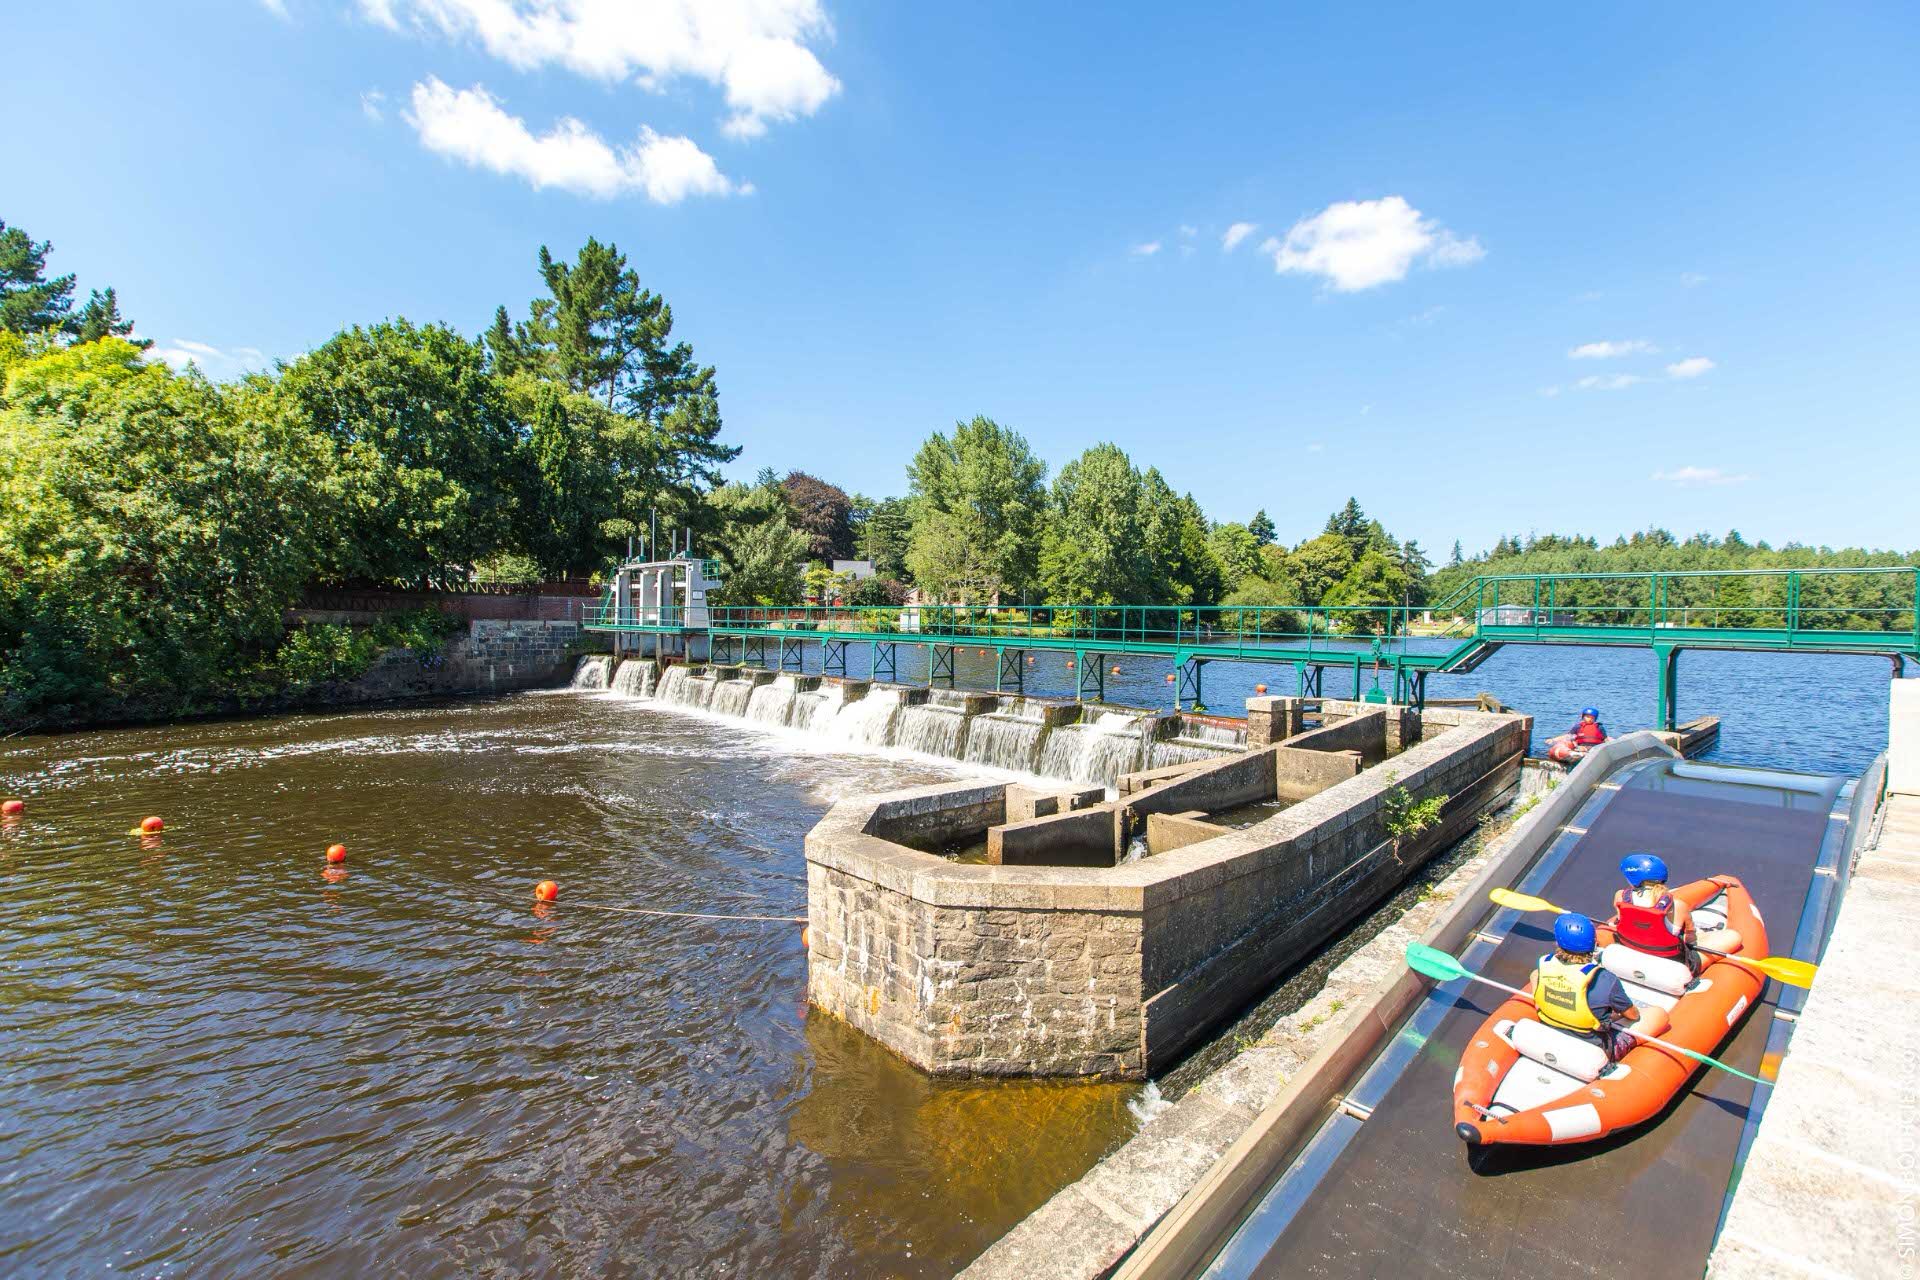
586,565 -> 1920,660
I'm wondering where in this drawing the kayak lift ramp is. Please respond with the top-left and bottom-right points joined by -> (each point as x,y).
1195,755 -> 1857,1280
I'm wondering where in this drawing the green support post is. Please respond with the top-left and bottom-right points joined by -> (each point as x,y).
1654,643 -> 1680,731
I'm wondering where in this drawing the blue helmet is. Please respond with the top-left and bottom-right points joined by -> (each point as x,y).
1621,852 -> 1668,887
1554,912 -> 1596,953
1581,706 -> 1600,719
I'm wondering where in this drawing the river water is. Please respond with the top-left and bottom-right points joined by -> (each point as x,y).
0,695 -> 1135,1278
0,647 -> 1902,1277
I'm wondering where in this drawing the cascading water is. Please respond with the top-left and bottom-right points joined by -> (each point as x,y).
569,655 -> 613,690
961,698 -> 1049,775
709,678 -> 758,719
590,663 -> 1251,788
745,677 -> 800,728
609,658 -> 656,698
1037,710 -> 1153,786
818,687 -> 904,747
895,691 -> 969,759
655,665 -> 713,710
1148,717 -> 1247,771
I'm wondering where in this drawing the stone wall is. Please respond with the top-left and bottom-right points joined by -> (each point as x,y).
805,708 -> 1532,1078
328,620 -> 586,704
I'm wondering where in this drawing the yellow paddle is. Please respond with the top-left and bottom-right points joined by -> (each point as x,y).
1488,887 -> 1818,988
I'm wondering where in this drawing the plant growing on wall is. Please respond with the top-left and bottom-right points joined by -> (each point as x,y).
1382,785 -> 1447,839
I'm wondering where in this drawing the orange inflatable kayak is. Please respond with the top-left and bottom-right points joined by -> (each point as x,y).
1452,875 -> 1768,1146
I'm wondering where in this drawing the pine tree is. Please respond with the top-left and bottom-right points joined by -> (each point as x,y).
0,219 -> 76,334
1248,508 -> 1276,547
73,288 -> 149,347
1448,539 -> 1464,568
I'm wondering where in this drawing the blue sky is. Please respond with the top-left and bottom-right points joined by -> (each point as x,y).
5,3 -> 1916,557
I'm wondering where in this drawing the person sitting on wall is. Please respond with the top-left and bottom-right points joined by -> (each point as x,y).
1610,852 -> 1703,976
1532,912 -> 1669,1059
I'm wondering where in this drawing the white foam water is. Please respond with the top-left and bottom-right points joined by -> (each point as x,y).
569,655 -> 613,691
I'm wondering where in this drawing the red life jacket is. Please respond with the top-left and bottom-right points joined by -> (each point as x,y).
1613,889 -> 1683,958
1574,719 -> 1607,745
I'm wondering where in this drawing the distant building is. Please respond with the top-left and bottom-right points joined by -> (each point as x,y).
833,559 -> 877,581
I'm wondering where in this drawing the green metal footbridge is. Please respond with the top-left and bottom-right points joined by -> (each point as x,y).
585,566 -> 1919,726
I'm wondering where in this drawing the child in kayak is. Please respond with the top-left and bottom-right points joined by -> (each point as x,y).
1546,706 -> 1608,762
1533,913 -> 1669,1059
1611,852 -> 1703,976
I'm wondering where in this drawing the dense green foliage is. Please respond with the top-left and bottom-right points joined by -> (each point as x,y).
905,417 -> 1048,602
0,221 -> 743,727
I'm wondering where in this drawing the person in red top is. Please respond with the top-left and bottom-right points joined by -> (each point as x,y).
1611,852 -> 1702,976
1569,706 -> 1607,746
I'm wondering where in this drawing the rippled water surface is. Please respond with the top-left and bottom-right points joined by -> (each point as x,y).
0,693 -> 1138,1277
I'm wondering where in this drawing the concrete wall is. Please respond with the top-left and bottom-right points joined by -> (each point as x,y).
1273,746 -> 1362,802
804,709 -> 1532,1078
326,619 -> 585,703
1891,678 -> 1920,796
989,806 -> 1122,866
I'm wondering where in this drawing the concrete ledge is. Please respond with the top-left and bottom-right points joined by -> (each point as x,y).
1707,785 -> 1920,1280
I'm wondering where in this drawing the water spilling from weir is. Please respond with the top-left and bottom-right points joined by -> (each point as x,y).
602,659 -> 1243,788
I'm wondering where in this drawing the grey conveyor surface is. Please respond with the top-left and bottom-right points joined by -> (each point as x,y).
1224,759 -> 1847,1280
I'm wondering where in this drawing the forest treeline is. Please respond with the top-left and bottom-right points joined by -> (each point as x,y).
2,215 -> 1912,727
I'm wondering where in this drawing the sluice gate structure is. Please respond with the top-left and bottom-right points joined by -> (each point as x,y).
586,566 -> 1920,727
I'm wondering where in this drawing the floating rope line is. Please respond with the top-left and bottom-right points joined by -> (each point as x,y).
554,900 -> 807,924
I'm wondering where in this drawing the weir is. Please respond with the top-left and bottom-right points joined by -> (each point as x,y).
593,658 -> 1246,789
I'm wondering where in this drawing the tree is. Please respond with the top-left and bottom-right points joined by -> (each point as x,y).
521,383 -> 608,577
1039,443 -> 1151,603
1208,523 -> 1264,593
73,288 -> 148,347
1322,549 -> 1412,620
1325,497 -> 1369,548
906,416 -> 1047,602
1286,533 -> 1358,605
1248,508 -> 1276,547
0,340 -> 325,723
782,472 -> 855,561
496,239 -> 740,548
276,320 -> 517,587
706,482 -> 807,605
1448,539 -> 1464,568
0,219 -> 76,335
850,493 -> 913,581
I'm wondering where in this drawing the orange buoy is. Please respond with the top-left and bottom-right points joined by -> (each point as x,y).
1255,683 -> 1268,694
326,844 -> 347,865
801,925 -> 810,949
1165,673 -> 1177,684
1110,665 -> 1121,676
1026,656 -> 1035,665
534,879 -> 560,903
140,816 -> 165,834
1,799 -> 23,817
1066,660 -> 1075,669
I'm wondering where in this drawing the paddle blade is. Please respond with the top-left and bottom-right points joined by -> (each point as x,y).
1405,942 -> 1467,983
1754,955 -> 1818,988
1489,887 -> 1559,914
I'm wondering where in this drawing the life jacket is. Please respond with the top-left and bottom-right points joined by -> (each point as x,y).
1613,888 -> 1685,959
1533,955 -> 1602,1033
1574,719 -> 1607,745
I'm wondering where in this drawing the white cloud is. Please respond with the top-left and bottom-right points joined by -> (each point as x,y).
1265,196 -> 1482,291
1221,221 -> 1258,252
1539,385 -> 1562,398
365,0 -> 839,140
1130,241 -> 1162,257
1178,224 -> 1197,238
1680,272 -> 1708,287
405,77 -> 745,202
1307,441 -> 1326,453
260,0 -> 289,16
146,339 -> 272,379
1568,339 -> 1656,359
1666,356 -> 1715,379
1575,374 -> 1644,391
1652,466 -> 1749,487
361,90 -> 386,122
